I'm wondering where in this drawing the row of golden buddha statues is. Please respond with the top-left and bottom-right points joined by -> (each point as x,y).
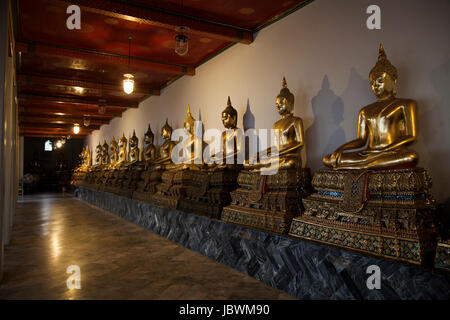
71,44 -> 448,270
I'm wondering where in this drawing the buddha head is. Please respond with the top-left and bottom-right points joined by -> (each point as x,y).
129,130 -> 138,148
369,44 -> 398,100
276,77 -> 295,116
221,96 -> 238,129
183,105 -> 196,135
161,118 -> 173,141
110,136 -> 118,152
119,132 -> 127,149
144,124 -> 154,145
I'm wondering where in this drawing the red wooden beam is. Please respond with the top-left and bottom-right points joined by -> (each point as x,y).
19,107 -> 118,119
20,123 -> 100,130
17,74 -> 161,96
19,115 -> 109,126
19,103 -> 125,118
21,133 -> 87,138
19,93 -> 139,108
16,41 -> 195,76
64,0 -> 253,44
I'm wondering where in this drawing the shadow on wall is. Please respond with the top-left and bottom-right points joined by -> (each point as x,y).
423,59 -> 450,202
306,75 -> 346,172
243,99 -> 259,161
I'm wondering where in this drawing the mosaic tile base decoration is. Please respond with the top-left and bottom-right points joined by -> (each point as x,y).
435,240 -> 450,271
293,168 -> 437,266
75,186 -> 450,300
222,168 -> 311,235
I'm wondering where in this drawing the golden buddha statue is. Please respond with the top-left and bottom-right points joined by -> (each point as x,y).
117,133 -> 128,165
95,142 -> 102,165
128,130 -> 140,164
244,77 -> 305,173
101,141 -> 110,165
84,145 -> 91,167
174,105 -> 204,170
222,78 -> 311,234
153,119 -> 176,170
289,44 -> 436,266
133,119 -> 175,202
323,44 -> 418,170
109,136 -> 119,166
208,96 -> 242,170
181,97 -> 243,218
142,124 -> 156,163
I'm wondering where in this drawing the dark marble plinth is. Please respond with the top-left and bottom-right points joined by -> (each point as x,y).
76,186 -> 450,300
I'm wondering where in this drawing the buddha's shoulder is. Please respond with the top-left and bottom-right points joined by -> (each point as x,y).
274,115 -> 303,125
394,97 -> 417,106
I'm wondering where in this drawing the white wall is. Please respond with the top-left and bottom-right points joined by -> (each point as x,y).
88,0 -> 450,202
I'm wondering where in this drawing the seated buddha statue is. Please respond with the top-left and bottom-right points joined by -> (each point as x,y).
323,44 -> 418,170
84,146 -> 91,167
289,45 -> 435,266
101,141 -> 110,166
132,124 -> 159,201
181,97 -> 243,218
117,133 -> 128,165
109,136 -> 119,166
95,142 -> 102,165
142,124 -> 157,166
128,130 -> 140,165
222,78 -> 311,234
171,105 -> 205,170
208,96 -> 243,170
244,77 -> 305,173
153,119 -> 176,170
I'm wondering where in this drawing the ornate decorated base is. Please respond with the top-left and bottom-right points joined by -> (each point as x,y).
288,168 -> 437,266
221,168 -> 311,234
132,168 -> 163,202
435,239 -> 450,271
109,166 -> 129,195
70,170 -> 87,187
178,167 -> 240,219
101,169 -> 118,193
150,169 -> 194,210
115,163 -> 143,198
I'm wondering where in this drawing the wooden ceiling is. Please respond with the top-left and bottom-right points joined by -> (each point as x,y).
14,0 -> 310,138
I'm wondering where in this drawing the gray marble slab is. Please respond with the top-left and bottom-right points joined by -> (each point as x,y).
76,186 -> 450,300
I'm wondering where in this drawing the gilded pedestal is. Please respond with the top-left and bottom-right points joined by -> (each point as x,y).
222,168 -> 311,234
179,168 -> 240,219
132,168 -> 163,202
150,169 -> 193,210
288,168 -> 437,265
435,239 -> 450,271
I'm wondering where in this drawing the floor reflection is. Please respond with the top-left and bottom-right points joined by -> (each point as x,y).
0,193 -> 295,300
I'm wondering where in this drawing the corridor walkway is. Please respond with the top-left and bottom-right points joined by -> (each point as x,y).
0,193 -> 294,300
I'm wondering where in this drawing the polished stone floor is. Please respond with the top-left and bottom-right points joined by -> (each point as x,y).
0,193 -> 295,300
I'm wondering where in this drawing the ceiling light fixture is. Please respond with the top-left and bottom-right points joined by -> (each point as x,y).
73,123 -> 80,134
174,26 -> 190,56
55,140 -> 63,149
123,35 -> 134,95
83,115 -> 91,127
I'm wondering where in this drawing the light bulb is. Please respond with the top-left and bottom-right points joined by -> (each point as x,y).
123,74 -> 134,94
56,140 -> 62,149
73,123 -> 80,134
